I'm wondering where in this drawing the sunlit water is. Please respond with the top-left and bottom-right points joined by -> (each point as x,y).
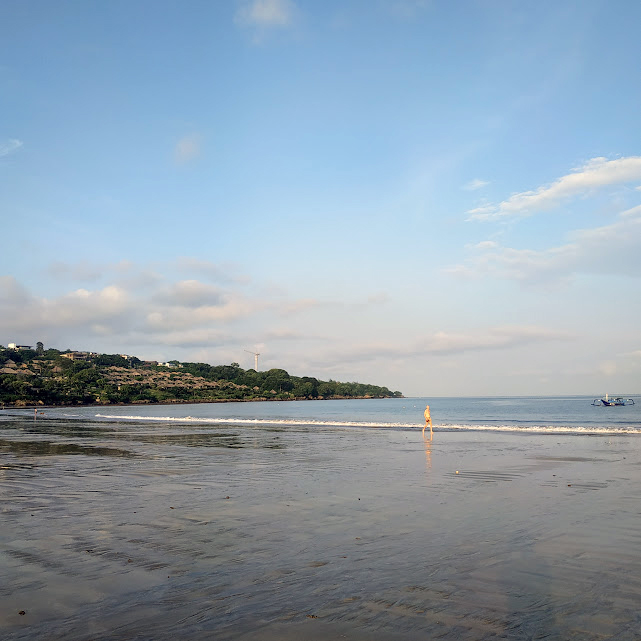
1,398 -> 641,639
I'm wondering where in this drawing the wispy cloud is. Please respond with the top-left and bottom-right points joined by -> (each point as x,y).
0,139 -> 23,158
174,134 -> 201,165
447,206 -> 641,284
308,325 -> 573,367
468,156 -> 641,221
463,178 -> 489,191
415,326 -> 573,355
235,0 -> 296,28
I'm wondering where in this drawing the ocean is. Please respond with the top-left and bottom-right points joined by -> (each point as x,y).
6,394 -> 638,433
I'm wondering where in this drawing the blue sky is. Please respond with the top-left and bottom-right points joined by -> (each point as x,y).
1,0 -> 640,396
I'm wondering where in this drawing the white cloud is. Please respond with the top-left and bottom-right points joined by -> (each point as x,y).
0,139 -> 23,158
48,286 -> 130,326
463,178 -> 489,191
468,156 -> 641,221
174,134 -> 201,164
0,281 -> 132,338
235,0 -> 296,28
144,298 -> 258,331
620,204 -> 641,218
448,206 -> 641,284
0,271 -> 260,346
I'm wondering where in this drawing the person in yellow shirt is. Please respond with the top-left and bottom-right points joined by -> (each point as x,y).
423,404 -> 432,435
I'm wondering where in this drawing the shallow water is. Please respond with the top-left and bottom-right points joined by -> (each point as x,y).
6,394 -> 640,432
2,414 -> 641,640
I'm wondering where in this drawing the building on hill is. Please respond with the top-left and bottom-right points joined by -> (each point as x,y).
7,343 -> 32,350
61,352 -> 91,361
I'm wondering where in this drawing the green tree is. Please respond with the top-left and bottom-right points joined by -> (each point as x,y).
95,354 -> 129,368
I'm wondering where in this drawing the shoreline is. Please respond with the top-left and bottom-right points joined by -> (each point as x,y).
0,395 -> 400,412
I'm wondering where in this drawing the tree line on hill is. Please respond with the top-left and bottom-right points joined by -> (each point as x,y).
0,346 -> 402,406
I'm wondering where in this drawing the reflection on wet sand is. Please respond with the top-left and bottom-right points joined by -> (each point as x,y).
14,422 -> 112,439
2,417 -> 641,640
422,432 -> 432,477
0,438 -> 135,458
127,432 -> 283,449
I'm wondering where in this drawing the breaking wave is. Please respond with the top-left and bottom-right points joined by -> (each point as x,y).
92,414 -> 641,434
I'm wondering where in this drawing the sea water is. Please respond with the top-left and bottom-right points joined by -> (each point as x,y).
6,395 -> 638,433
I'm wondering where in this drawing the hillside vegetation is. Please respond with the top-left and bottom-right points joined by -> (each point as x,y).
0,347 -> 402,406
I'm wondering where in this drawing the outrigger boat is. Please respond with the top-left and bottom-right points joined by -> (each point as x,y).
592,393 -> 635,406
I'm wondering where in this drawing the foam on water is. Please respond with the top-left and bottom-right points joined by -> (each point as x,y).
91,413 -> 641,434
94,413 -> 420,428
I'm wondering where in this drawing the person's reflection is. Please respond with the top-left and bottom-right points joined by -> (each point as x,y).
423,431 -> 433,476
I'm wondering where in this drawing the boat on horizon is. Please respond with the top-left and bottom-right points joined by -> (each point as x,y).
592,394 -> 635,406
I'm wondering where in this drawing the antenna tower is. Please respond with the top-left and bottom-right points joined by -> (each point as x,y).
244,349 -> 260,371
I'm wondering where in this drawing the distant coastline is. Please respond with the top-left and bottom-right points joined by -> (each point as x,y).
2,395 -> 394,412
0,345 -> 403,408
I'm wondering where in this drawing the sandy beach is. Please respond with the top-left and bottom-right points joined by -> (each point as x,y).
2,419 -> 641,640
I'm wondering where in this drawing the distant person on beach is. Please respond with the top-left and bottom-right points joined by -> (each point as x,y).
423,404 -> 432,435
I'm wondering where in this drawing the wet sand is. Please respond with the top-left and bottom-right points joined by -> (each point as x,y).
2,419 -> 641,640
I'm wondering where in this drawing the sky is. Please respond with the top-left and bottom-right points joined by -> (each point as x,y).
1,0 -> 640,397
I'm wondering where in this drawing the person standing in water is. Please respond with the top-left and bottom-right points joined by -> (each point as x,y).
423,404 -> 432,435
